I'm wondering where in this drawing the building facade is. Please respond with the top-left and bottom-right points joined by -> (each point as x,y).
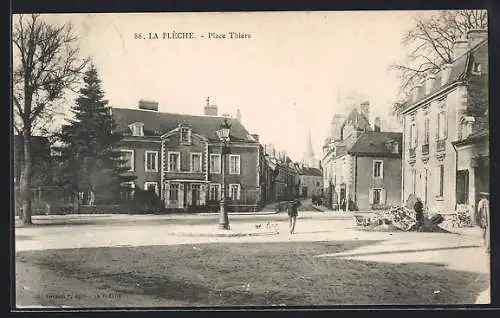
262,146 -> 299,201
113,99 -> 263,212
322,106 -> 403,211
295,164 -> 323,198
400,29 -> 488,218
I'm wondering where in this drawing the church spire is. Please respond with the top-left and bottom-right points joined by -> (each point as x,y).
304,130 -> 316,168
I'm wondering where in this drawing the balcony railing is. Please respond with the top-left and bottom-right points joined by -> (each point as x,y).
436,140 -> 446,152
408,148 -> 416,158
421,144 -> 429,156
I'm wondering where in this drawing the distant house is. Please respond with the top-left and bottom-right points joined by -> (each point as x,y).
262,146 -> 299,202
322,105 -> 403,211
111,99 -> 263,212
400,29 -> 488,220
295,164 -> 323,198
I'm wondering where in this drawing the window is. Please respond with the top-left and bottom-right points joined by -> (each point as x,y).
144,182 -> 159,196
210,154 -> 221,173
424,117 -> 430,145
373,160 -> 383,178
120,150 -> 134,171
456,170 -> 469,204
409,122 -> 417,148
168,152 -> 180,172
209,184 -> 220,201
229,184 -> 241,200
369,188 -> 386,206
180,127 -> 191,144
129,122 -> 144,136
120,181 -> 135,199
229,155 -> 241,174
438,164 -> 445,197
191,153 -> 202,172
437,112 -> 447,140
169,183 -> 179,203
373,189 -> 381,204
145,151 -> 158,172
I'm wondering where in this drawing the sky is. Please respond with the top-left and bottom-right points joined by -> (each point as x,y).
17,11 -> 434,162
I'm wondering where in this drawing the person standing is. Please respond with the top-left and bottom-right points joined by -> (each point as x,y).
478,192 -> 490,253
287,197 -> 301,234
414,197 -> 424,230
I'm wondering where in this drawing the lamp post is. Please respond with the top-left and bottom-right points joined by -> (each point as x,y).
216,119 -> 231,230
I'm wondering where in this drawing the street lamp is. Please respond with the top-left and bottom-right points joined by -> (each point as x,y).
216,118 -> 231,230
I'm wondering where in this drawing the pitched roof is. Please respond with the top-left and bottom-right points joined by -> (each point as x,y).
341,107 -> 372,131
333,133 -> 360,157
112,108 -> 257,143
402,39 -> 488,113
347,132 -> 403,156
297,166 -> 322,176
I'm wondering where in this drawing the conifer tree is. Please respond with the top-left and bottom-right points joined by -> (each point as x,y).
54,63 -> 135,204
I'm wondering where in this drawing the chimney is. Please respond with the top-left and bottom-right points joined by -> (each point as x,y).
251,134 -> 259,142
266,143 -> 276,157
138,100 -> 159,111
441,64 -> 453,86
374,117 -> 382,132
467,29 -> 488,49
453,37 -> 469,60
412,82 -> 423,103
236,109 -> 242,122
360,101 -> 370,121
424,74 -> 436,95
203,97 -> 218,116
330,114 -> 345,141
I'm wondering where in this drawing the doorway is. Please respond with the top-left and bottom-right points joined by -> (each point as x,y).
191,184 -> 201,207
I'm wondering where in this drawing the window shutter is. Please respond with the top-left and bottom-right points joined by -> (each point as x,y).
435,166 -> 440,195
368,189 -> 374,205
435,115 -> 439,140
237,156 -> 241,174
415,120 -> 419,147
444,113 -> 448,139
380,161 -> 384,179
381,189 -> 386,205
237,185 -> 241,200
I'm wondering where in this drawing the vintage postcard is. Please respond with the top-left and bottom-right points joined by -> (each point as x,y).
12,10 -> 490,309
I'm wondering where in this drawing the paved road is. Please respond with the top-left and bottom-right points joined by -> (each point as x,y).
15,212 -> 490,305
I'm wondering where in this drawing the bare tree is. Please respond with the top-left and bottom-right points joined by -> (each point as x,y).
13,14 -> 88,224
391,10 -> 488,117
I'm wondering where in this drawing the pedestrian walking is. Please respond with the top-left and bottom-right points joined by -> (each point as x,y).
414,197 -> 424,230
478,192 -> 490,253
287,197 -> 301,234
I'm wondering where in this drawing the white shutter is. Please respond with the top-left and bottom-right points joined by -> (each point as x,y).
237,184 -> 241,200
435,166 -> 440,195
380,161 -> 384,179
381,189 -> 386,205
368,189 -> 374,205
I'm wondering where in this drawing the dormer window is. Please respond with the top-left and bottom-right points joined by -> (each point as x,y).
129,122 -> 144,137
472,62 -> 482,74
392,142 -> 399,154
180,126 -> 192,144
